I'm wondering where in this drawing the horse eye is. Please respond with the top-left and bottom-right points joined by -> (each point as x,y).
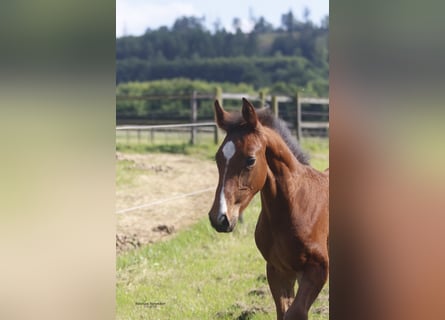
246,157 -> 256,167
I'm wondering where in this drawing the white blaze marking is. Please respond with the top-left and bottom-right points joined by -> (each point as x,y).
218,141 -> 235,222
222,140 -> 235,160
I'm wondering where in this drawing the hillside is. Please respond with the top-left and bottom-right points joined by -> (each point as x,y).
116,12 -> 329,97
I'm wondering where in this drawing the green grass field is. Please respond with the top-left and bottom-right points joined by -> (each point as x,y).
116,138 -> 329,320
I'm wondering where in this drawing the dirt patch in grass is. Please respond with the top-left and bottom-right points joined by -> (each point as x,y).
116,152 -> 218,254
248,288 -> 268,297
215,302 -> 271,320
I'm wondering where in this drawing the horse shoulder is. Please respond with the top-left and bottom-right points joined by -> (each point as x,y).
289,167 -> 329,252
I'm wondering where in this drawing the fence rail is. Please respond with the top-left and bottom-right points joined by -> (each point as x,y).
116,122 -> 219,145
116,122 -> 216,130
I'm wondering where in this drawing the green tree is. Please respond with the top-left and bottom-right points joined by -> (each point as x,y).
253,17 -> 274,33
281,10 -> 297,32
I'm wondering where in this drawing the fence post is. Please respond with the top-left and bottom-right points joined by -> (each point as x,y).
215,86 -> 222,105
259,90 -> 266,108
213,125 -> 218,144
214,86 -> 222,143
295,91 -> 302,141
272,95 -> 278,118
190,90 -> 197,145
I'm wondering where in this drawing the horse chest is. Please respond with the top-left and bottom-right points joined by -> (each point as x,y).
255,213 -> 306,273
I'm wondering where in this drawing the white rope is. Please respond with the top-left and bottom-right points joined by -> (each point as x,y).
116,187 -> 214,214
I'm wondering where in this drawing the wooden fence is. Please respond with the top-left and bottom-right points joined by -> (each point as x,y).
116,89 -> 329,143
116,122 -> 218,145
216,92 -> 329,140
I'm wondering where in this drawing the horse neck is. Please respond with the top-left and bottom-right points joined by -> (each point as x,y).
263,126 -> 306,178
260,128 -> 309,220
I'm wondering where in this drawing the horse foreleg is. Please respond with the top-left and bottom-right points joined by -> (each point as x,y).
266,262 -> 296,320
285,258 -> 328,320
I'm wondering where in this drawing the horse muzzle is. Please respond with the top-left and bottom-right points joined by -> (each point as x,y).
209,213 -> 237,233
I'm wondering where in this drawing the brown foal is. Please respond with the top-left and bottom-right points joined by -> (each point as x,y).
208,98 -> 329,320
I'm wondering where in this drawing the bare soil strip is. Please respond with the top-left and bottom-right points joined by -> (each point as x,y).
116,152 -> 218,253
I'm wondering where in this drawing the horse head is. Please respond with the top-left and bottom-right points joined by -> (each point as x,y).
208,98 -> 268,232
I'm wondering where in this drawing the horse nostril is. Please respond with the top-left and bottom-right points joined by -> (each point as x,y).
218,214 -> 229,229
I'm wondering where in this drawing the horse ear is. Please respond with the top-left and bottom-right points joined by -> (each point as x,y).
242,98 -> 258,128
214,100 -> 228,130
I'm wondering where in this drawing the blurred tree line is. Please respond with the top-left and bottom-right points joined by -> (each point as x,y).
116,10 -> 329,97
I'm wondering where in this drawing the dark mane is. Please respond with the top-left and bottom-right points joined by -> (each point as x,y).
224,108 -> 310,165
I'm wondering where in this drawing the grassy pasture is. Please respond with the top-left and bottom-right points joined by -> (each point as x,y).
116,138 -> 329,319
